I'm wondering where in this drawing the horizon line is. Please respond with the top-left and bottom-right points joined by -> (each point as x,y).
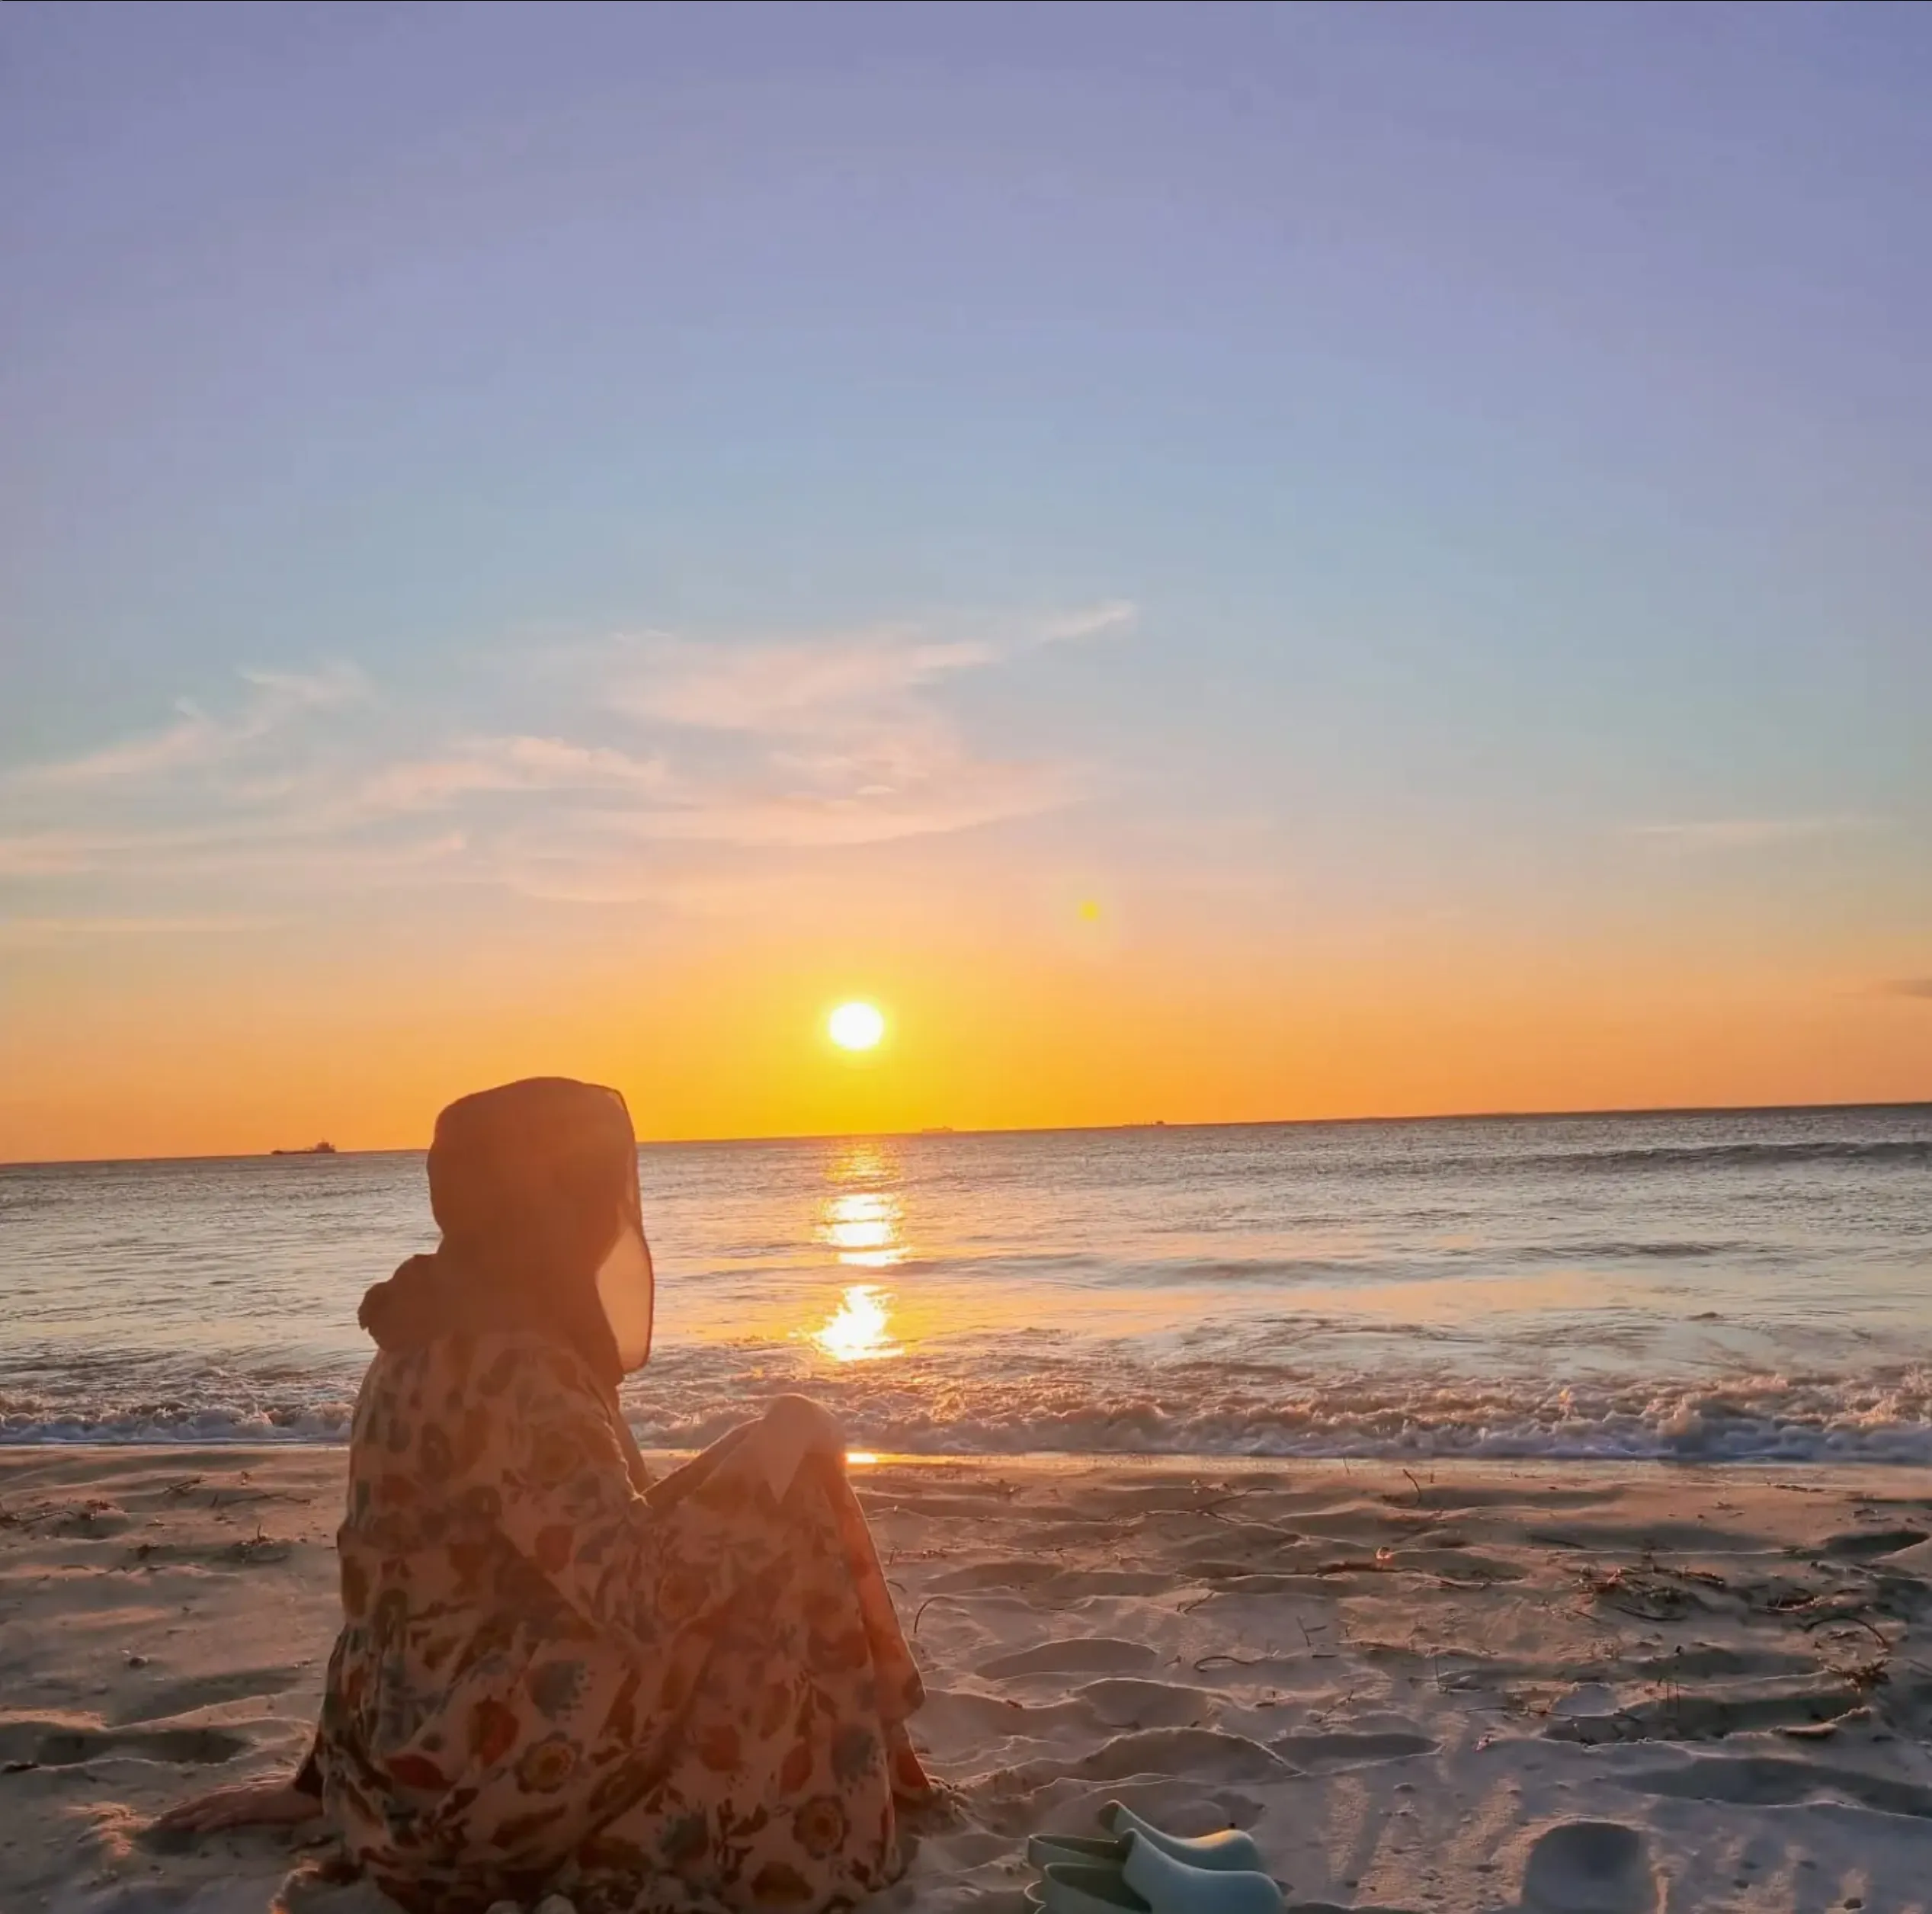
4,1093 -> 1927,1172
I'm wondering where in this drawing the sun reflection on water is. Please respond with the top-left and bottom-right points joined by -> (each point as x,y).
808,1145 -> 908,1362
812,1284 -> 902,1361
825,1191 -> 900,1267
819,1144 -> 906,1270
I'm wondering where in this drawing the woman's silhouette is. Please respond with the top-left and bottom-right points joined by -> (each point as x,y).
160,1077 -> 929,1913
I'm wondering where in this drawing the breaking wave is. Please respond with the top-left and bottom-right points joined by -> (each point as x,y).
8,1357 -> 1932,1466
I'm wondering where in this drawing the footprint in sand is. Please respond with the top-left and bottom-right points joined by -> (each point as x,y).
1545,1682 -> 1863,1746
979,1638 -> 1160,1681
1074,1678 -> 1211,1730
926,1560 -> 1065,1595
1520,1821 -> 1656,1914
915,1687 -> 1094,1739
111,1665 -> 300,1726
0,1721 -> 248,1769
1270,1730 -> 1438,1766
1818,1525 -> 1927,1562
999,1726 -> 1291,1791
1620,1753 -> 1932,1819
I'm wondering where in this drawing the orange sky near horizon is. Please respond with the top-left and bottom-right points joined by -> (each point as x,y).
5,883 -> 1928,1162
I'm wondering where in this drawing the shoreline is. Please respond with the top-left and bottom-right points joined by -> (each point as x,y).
11,1425 -> 1932,1467
10,1444 -> 1932,1486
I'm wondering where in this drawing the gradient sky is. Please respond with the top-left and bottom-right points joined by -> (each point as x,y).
4,1 -> 1930,1160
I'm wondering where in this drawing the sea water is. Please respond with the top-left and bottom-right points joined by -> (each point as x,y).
3,1105 -> 1930,1461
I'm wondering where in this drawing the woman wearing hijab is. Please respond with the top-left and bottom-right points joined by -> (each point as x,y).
159,1077 -> 931,1914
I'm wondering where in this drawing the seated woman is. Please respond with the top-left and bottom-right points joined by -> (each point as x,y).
161,1077 -> 930,1913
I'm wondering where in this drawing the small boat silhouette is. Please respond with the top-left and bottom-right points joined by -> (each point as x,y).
270,1141 -> 338,1156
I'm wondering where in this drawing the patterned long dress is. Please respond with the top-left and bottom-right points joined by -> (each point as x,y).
307,1332 -> 930,1914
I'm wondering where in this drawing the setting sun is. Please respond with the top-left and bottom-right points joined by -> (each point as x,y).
828,1002 -> 886,1051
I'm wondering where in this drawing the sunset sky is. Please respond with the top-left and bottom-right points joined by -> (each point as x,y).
4,2 -> 1930,1161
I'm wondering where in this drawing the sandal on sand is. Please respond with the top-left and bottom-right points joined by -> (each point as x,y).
1035,1848 -> 1283,1914
1027,1802 -> 1266,1876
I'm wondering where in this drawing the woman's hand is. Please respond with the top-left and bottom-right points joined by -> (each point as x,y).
152,1776 -> 323,1836
754,1393 -> 846,1501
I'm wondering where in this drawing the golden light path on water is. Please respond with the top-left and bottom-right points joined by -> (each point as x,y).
823,1192 -> 899,1268
793,1139 -> 1181,1371
810,1143 -> 907,1364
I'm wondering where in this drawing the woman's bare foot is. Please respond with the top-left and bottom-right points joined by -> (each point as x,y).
152,1776 -> 322,1836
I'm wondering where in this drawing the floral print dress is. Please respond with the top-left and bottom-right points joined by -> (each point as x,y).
306,1332 -> 930,1914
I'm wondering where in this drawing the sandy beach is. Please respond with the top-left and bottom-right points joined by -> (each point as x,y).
5,1448 -> 1932,1914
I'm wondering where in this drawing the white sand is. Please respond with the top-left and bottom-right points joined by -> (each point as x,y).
5,1449 -> 1932,1913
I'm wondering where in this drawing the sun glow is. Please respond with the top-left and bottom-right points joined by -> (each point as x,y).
828,1001 -> 886,1050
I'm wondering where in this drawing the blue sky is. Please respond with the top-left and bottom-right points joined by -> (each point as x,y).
3,2 -> 1930,1150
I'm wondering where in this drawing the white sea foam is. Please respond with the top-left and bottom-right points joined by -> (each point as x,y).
8,1363 -> 1932,1464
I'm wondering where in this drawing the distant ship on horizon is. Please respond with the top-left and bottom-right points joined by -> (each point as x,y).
270,1141 -> 338,1156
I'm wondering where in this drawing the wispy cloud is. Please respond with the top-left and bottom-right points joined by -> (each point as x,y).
1036,600 -> 1136,644
607,601 -> 1133,733
1628,815 -> 1879,853
0,832 -> 101,877
0,605 -> 1126,909
15,663 -> 370,788
0,912 -> 287,951
354,736 -> 671,816
24,710 -> 224,786
1879,978 -> 1932,1001
596,755 -> 1078,849
0,818 -> 470,886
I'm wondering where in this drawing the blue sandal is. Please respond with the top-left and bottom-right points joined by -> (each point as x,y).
1026,1805 -> 1281,1914
1027,1801 -> 1267,1876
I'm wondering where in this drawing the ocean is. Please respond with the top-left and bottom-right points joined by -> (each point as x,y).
3,1105 -> 1930,1463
